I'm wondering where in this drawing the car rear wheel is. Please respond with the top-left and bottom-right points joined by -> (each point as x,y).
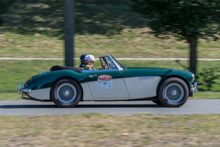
158,77 -> 189,107
51,78 -> 82,108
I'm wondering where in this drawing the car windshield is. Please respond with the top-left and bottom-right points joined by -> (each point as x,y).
111,56 -> 124,69
105,56 -> 118,69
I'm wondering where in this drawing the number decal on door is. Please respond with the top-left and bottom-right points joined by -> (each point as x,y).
98,75 -> 112,89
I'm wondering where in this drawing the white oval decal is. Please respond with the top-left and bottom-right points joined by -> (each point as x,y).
98,75 -> 112,89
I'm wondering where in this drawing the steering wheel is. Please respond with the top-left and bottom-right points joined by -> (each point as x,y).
102,64 -> 107,69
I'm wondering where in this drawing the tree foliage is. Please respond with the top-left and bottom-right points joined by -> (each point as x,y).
176,60 -> 220,91
131,0 -> 220,40
0,0 -> 15,26
1,0 -> 147,37
131,0 -> 220,75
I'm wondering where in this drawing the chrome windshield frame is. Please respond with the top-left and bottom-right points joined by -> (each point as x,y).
106,55 -> 123,71
82,55 -> 124,73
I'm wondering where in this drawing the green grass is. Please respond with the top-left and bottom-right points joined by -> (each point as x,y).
1,60 -> 220,93
1,30 -> 220,59
0,0 -> 220,58
1,60 -> 67,92
0,93 -> 20,100
0,114 -> 220,146
194,92 -> 220,99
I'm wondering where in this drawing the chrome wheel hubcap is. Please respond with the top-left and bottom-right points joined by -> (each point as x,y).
171,90 -> 177,96
165,83 -> 184,103
57,83 -> 77,103
64,90 -> 70,96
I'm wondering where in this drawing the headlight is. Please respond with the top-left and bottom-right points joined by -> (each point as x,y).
192,74 -> 195,83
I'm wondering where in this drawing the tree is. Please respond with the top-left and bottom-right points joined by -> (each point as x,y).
130,0 -> 220,75
64,0 -> 74,67
0,0 -> 15,26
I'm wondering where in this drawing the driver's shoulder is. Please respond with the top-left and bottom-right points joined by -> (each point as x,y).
84,65 -> 94,70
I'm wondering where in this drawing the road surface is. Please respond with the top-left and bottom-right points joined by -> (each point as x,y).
0,99 -> 219,115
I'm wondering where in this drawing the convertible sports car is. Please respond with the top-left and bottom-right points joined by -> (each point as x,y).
18,55 -> 198,107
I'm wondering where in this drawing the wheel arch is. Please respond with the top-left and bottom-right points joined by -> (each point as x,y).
156,76 -> 190,96
49,77 -> 83,101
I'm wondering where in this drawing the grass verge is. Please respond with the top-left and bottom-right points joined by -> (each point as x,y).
0,114 -> 220,146
1,31 -> 220,59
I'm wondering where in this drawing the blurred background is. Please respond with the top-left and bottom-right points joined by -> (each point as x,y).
0,0 -> 220,97
1,1 -> 220,146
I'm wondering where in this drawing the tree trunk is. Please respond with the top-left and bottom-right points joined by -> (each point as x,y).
187,36 -> 198,75
64,0 -> 74,67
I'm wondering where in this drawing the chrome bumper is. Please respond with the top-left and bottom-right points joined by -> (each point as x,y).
191,82 -> 198,93
18,83 -> 31,94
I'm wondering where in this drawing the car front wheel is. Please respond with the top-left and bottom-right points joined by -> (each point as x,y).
51,78 -> 82,108
158,77 -> 189,107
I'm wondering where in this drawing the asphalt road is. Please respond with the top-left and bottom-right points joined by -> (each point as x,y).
0,99 -> 220,116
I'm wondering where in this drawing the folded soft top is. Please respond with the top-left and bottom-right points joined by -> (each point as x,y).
50,65 -> 83,73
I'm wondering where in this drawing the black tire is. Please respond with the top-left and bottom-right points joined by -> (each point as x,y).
51,78 -> 82,108
152,99 -> 162,105
158,77 -> 189,107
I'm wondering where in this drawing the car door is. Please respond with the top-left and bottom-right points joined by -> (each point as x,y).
121,68 -> 161,99
84,70 -> 129,100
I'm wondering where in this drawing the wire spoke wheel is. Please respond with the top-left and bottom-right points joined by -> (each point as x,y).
165,83 -> 184,103
51,78 -> 82,108
57,83 -> 77,103
158,77 -> 189,107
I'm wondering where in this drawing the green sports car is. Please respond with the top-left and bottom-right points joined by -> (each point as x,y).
18,55 -> 198,107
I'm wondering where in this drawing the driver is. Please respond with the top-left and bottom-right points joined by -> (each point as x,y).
84,55 -> 108,70
79,54 -> 87,68
84,55 -> 96,70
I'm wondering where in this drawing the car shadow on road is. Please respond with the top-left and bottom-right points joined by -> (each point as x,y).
76,104 -> 163,108
0,104 -> 164,109
0,104 -> 57,109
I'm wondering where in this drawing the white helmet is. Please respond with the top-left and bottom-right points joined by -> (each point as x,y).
84,55 -> 96,61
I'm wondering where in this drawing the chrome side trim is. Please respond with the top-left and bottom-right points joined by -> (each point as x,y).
88,74 -> 97,78
140,76 -> 155,79
82,69 -> 119,73
191,82 -> 198,93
